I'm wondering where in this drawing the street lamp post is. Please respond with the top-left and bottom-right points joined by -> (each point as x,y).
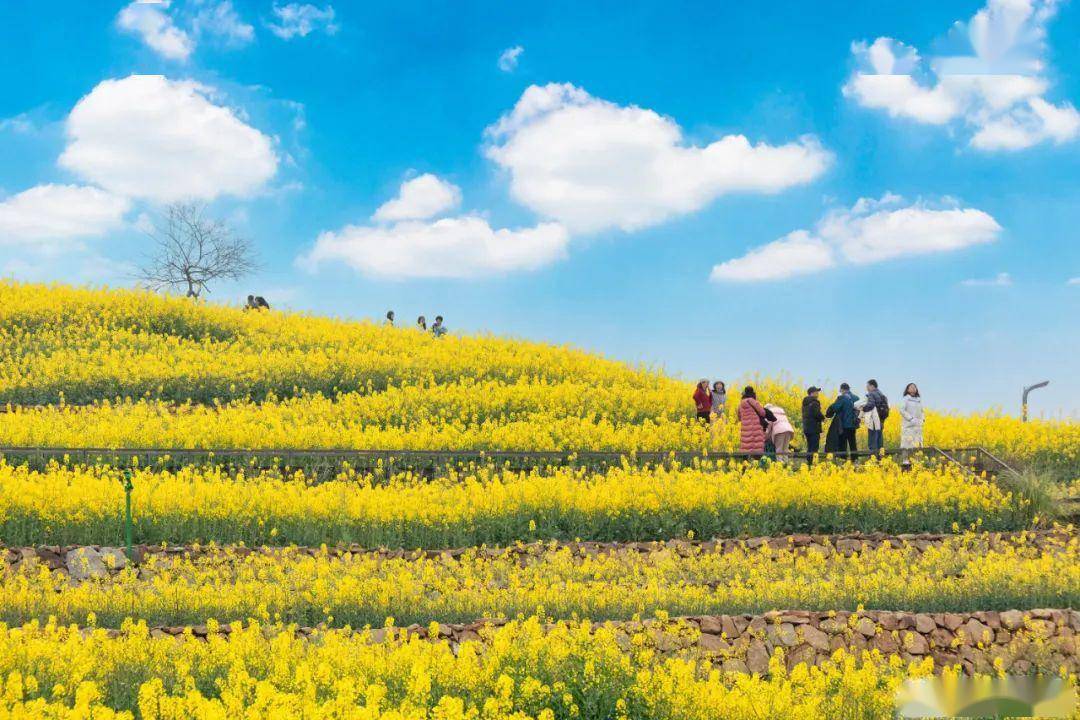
1022,381 -> 1049,422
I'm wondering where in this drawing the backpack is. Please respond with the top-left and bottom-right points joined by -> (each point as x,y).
877,395 -> 890,422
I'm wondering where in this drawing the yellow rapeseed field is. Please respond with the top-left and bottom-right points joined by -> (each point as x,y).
0,460 -> 1030,547
0,281 -> 1076,718
3,532 -> 1076,628
3,617 -> 1074,720
0,281 -> 1075,477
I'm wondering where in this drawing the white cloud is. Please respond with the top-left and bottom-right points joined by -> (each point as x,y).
1068,277 -> 1080,286
192,1 -> 254,46
0,184 -> 130,247
498,45 -> 524,72
300,216 -> 569,279
710,231 -> 835,282
116,1 -> 194,61
711,194 -> 1001,282
484,83 -> 831,234
372,174 -> 461,223
58,75 -> 278,202
844,0 -> 1079,151
268,3 -> 338,39
961,272 -> 1013,286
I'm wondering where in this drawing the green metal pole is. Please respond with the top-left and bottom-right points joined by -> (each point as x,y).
122,469 -> 134,562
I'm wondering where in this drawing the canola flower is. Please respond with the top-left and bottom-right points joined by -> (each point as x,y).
3,533 -> 1077,629
4,616 -> 1070,720
0,460 -> 1030,547
0,281 -> 1075,477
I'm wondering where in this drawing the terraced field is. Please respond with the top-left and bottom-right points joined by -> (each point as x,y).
0,282 -> 1076,718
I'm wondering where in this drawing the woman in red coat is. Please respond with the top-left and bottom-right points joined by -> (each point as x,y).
737,386 -> 767,456
692,379 -> 712,424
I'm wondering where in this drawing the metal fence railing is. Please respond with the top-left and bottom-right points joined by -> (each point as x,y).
0,445 -> 1020,482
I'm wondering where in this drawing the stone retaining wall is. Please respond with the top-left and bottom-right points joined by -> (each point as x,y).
4,530 -> 1070,580
85,609 -> 1080,675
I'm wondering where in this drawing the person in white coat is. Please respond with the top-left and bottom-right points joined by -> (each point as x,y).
899,383 -> 925,464
763,403 -> 795,461
855,397 -> 882,453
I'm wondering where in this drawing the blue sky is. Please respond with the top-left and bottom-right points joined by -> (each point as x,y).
1,0 -> 1078,416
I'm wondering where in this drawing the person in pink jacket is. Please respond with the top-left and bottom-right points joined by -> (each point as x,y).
737,386 -> 767,456
764,403 -> 795,461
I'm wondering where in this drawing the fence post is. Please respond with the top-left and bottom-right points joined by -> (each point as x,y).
122,469 -> 134,561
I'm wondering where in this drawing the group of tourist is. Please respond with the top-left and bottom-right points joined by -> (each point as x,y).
386,311 -> 448,337
693,379 -> 926,462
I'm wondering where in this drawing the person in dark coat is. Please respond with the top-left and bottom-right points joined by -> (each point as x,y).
801,386 -> 825,466
826,383 -> 860,459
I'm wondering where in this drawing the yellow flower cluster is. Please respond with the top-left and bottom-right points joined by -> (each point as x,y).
1,281 -> 1074,475
4,533 -> 1076,629
0,280 -> 680,407
0,460 -> 1028,547
0,616 -> 1025,720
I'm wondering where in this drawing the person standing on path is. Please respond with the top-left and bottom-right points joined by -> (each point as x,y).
827,383 -> 860,459
862,379 -> 889,453
709,381 -> 727,443
801,386 -> 825,466
899,382 -> 925,465
693,380 -> 712,424
737,386 -> 767,457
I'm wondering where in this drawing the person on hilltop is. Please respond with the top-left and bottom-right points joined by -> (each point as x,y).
709,380 -> 727,441
826,383 -> 860,459
431,315 -> 448,337
764,402 -> 795,461
385,310 -> 395,326
693,379 -> 712,424
244,295 -> 269,311
861,379 -> 889,452
899,382 -> 925,465
801,386 -> 825,466
417,315 -> 427,331
737,386 -> 767,457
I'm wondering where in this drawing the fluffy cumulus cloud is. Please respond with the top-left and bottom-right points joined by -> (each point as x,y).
711,194 -> 1001,282
484,83 -> 831,234
710,231 -> 835,282
300,217 -> 569,279
372,174 -> 462,223
0,184 -> 131,247
268,3 -> 338,39
498,45 -> 524,72
844,0 -> 1079,151
961,272 -> 1013,287
300,174 -> 568,279
116,1 -> 253,59
58,75 -> 278,202
116,1 -> 194,61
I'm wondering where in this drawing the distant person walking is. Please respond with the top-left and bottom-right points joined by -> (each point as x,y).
737,386 -> 767,457
417,315 -> 427,330
431,315 -> 448,337
385,310 -> 395,326
801,386 -> 825,466
899,383 -> 925,464
764,403 -> 795,461
693,380 -> 712,424
862,379 -> 889,452
827,383 -> 860,459
709,381 -> 727,442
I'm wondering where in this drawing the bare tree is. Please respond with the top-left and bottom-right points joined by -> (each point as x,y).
137,202 -> 258,298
